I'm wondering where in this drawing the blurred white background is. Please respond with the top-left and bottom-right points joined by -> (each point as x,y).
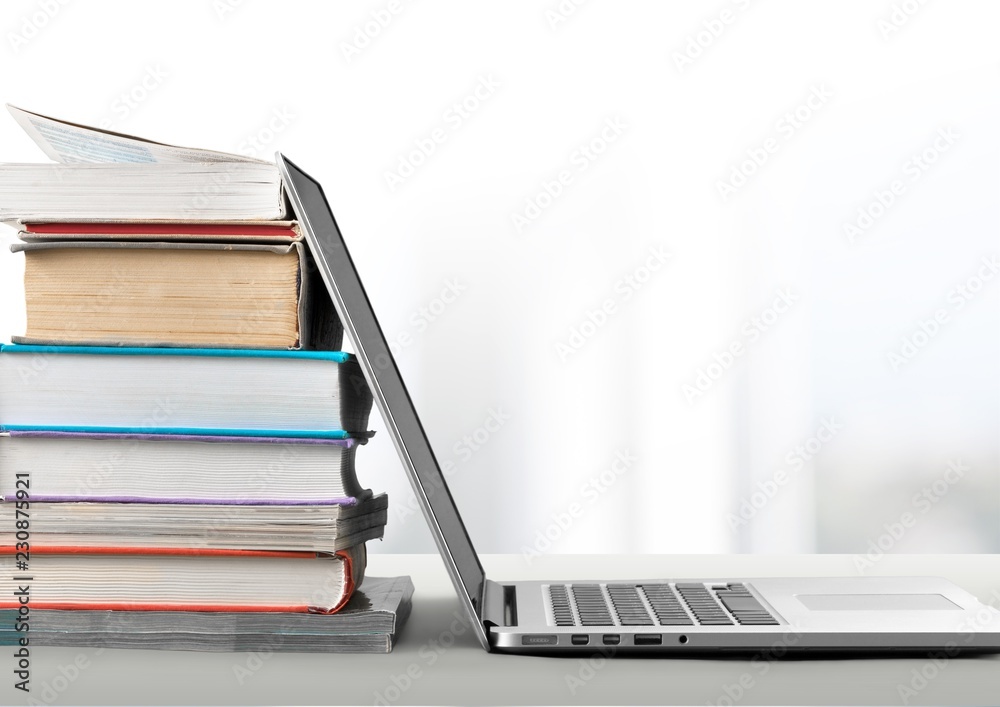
0,0 -> 997,559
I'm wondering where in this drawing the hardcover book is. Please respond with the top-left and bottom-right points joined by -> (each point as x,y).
0,545 -> 366,613
18,221 -> 302,244
13,240 -> 341,349
0,345 -> 374,436
0,494 -> 389,553
0,431 -> 369,504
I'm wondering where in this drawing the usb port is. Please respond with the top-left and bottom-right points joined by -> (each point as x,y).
602,634 -> 621,645
634,634 -> 662,645
571,634 -> 589,645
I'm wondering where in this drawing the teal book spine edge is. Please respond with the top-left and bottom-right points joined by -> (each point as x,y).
0,344 -> 351,363
0,425 -> 353,439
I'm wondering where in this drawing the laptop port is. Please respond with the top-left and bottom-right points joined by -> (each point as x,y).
634,634 -> 662,645
571,634 -> 589,646
521,634 -> 557,646
602,634 -> 621,645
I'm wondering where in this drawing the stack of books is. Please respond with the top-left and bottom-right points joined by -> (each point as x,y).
0,106 -> 412,652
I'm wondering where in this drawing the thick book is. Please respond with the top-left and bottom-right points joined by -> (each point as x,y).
0,545 -> 366,613
0,162 -> 286,221
0,494 -> 389,553
0,431 -> 368,504
18,221 -> 301,244
0,575 -> 414,653
0,345 -> 373,436
11,240 -> 341,349
1,105 -> 286,221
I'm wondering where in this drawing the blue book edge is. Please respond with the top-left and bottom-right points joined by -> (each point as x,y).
0,343 -> 352,363
0,425 -> 356,440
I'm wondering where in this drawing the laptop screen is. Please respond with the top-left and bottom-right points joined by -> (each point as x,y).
278,155 -> 488,639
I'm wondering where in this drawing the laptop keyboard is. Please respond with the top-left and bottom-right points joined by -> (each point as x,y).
713,583 -> 782,626
548,584 -> 576,626
641,583 -> 694,625
675,583 -> 734,625
607,585 -> 655,626
571,584 -> 614,626
545,582 -> 779,627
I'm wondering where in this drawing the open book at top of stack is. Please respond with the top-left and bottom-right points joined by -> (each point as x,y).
2,104 -> 286,220
0,106 -> 409,653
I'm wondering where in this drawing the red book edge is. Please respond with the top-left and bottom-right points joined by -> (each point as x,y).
4,602 -> 314,612
0,545 -> 315,558
317,548 -> 356,615
24,222 -> 297,237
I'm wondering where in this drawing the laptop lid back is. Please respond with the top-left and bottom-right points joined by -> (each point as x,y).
277,154 -> 490,650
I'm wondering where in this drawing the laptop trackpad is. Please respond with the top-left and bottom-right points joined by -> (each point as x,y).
797,594 -> 961,611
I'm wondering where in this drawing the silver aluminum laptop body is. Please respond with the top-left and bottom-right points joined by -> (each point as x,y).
277,154 -> 1000,655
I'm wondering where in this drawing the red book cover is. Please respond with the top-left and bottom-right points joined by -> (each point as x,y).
23,222 -> 298,240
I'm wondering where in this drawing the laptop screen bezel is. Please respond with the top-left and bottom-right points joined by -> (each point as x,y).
277,154 -> 490,650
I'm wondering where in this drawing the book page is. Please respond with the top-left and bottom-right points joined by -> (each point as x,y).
7,105 -> 268,165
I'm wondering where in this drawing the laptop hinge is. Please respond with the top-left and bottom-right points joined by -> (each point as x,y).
481,579 -> 509,627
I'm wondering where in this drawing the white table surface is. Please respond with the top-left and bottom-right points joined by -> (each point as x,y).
3,553 -> 999,706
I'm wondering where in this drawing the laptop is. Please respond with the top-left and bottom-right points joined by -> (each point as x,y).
277,154 -> 1000,655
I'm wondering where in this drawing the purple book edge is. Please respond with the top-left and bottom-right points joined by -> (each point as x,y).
5,430 -> 356,447
8,495 -> 360,506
